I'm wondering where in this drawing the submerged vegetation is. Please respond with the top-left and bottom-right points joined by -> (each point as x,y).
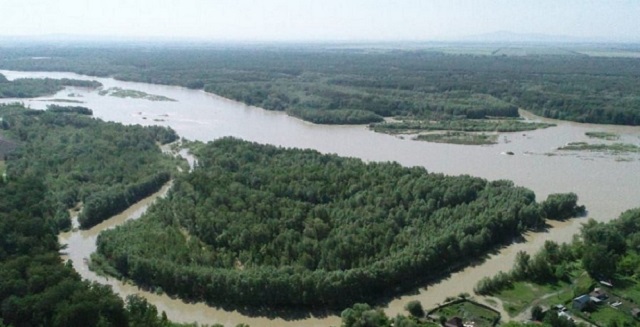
414,132 -> 498,145
98,87 -> 176,102
2,46 -> 640,126
558,142 -> 640,154
585,131 -> 620,140
371,118 -> 554,134
92,137 -> 579,309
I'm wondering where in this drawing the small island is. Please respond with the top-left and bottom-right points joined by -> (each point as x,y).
98,87 -> 176,102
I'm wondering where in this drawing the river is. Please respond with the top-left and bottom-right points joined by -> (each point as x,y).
2,70 -> 640,326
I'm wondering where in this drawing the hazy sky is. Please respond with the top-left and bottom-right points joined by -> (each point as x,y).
1,0 -> 639,42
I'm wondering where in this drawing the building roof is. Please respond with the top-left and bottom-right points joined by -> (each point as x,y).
574,294 -> 590,304
445,317 -> 464,327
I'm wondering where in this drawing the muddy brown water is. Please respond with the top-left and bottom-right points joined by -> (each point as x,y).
2,70 -> 640,326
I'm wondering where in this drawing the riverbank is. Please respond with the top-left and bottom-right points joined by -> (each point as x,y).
2,69 -> 636,327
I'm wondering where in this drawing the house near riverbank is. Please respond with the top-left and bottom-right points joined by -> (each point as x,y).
573,294 -> 590,311
445,317 -> 464,327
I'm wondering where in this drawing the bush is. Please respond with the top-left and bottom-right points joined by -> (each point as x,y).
404,300 -> 424,318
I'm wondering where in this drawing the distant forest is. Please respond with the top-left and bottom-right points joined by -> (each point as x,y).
1,46 -> 640,125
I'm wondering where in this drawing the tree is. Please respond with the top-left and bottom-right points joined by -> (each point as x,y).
582,243 -> 617,278
531,305 -> 544,321
341,303 -> 391,327
542,193 -> 585,220
404,300 -> 424,318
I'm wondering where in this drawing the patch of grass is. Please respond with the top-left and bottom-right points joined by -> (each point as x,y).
586,131 -> 620,140
558,142 -> 640,154
612,276 -> 640,304
98,87 -> 176,102
588,305 -> 637,326
372,118 -> 554,135
431,301 -> 499,327
414,131 -> 498,145
496,282 -> 571,317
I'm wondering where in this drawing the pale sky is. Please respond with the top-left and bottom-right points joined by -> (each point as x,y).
1,0 -> 639,42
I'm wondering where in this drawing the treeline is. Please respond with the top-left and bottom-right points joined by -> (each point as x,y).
0,171 -> 196,326
47,104 -> 93,115
95,137 -> 560,309
0,72 -> 101,98
371,118 -> 554,134
1,46 -> 640,125
475,207 -> 640,296
0,103 -> 178,230
78,172 -> 170,228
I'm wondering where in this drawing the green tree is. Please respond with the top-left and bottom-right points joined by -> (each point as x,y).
404,300 -> 424,318
531,305 -> 544,321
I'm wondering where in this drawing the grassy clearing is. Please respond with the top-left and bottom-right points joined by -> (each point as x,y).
98,87 -> 176,102
414,132 -> 498,145
496,282 -> 572,317
558,142 -> 640,154
431,301 -> 499,327
585,131 -> 620,140
587,306 -> 637,326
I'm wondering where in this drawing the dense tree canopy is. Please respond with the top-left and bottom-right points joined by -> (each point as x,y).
1,46 -> 640,125
0,73 -> 101,98
0,103 -> 196,327
0,103 -> 178,230
95,137 -> 549,308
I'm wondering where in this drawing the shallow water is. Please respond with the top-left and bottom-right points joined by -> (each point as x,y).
3,70 -> 640,326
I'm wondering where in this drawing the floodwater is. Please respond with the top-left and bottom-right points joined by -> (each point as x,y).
2,70 -> 640,326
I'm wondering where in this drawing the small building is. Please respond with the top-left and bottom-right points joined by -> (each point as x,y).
445,317 -> 464,327
599,280 -> 613,287
573,294 -> 591,311
589,288 -> 608,305
631,308 -> 640,318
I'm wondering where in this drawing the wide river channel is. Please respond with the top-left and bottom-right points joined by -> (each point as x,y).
2,70 -> 640,326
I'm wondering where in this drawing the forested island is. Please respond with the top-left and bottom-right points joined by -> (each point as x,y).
92,137 -> 583,309
2,46 -> 640,127
0,72 -> 101,98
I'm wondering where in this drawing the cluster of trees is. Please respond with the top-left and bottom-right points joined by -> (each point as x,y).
371,118 -> 554,134
0,103 -> 178,230
475,207 -> 640,296
95,137 -> 553,308
338,302 -> 574,327
47,104 -> 93,115
3,46 -> 640,125
78,172 -> 170,228
474,241 -> 578,295
0,168 -> 194,326
0,73 -> 101,98
0,101 -> 207,326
